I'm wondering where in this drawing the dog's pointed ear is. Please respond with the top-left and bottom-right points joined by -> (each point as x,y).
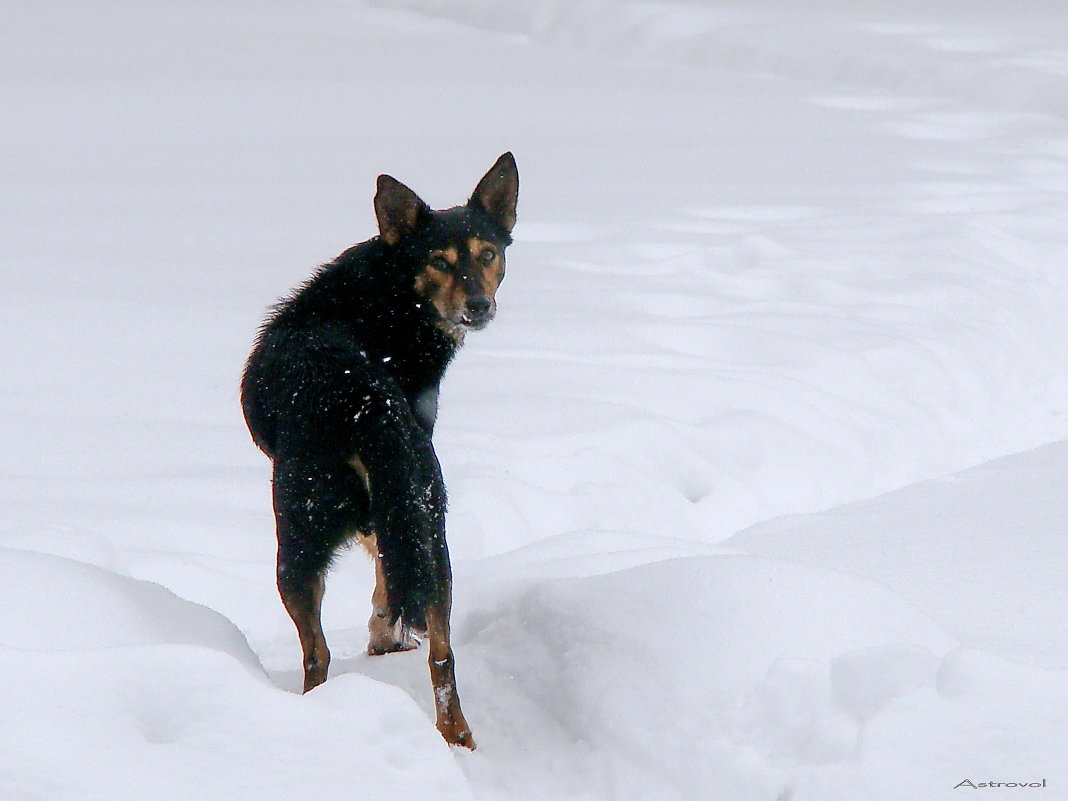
468,152 -> 519,234
375,175 -> 430,246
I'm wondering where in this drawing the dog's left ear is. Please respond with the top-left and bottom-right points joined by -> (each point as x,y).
469,152 -> 519,234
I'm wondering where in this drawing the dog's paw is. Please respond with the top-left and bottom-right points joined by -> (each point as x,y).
367,627 -> 422,656
439,721 -> 476,750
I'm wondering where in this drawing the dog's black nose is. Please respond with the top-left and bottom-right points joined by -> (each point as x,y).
466,295 -> 491,317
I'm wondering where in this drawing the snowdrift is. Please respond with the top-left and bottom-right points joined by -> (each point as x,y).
0,548 -> 471,801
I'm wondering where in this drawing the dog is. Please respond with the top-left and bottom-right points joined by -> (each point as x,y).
241,153 -> 519,749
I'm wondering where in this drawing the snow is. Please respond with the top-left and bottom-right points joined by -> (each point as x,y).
3,0 -> 1068,799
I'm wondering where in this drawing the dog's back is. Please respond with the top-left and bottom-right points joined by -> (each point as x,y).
240,153 -> 518,749
241,236 -> 451,461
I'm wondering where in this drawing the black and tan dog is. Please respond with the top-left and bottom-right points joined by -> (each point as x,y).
241,153 -> 518,748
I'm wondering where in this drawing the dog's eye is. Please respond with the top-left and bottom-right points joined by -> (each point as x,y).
479,249 -> 497,265
429,257 -> 451,272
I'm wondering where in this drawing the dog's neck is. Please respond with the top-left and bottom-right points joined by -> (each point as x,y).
366,295 -> 461,394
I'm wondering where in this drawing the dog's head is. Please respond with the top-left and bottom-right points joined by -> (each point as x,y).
374,153 -> 519,341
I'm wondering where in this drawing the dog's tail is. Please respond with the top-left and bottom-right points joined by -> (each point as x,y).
357,422 -> 451,633
375,512 -> 451,633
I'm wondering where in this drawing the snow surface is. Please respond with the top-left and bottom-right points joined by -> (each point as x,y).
3,0 -> 1068,799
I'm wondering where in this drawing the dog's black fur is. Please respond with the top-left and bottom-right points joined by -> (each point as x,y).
240,153 -> 518,748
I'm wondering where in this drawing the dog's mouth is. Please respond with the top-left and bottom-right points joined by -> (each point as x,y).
457,312 -> 494,331
436,309 -> 494,343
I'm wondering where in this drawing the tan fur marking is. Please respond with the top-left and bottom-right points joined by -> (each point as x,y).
446,274 -> 468,315
347,454 -> 371,496
412,271 -> 433,299
483,256 -> 505,296
357,530 -> 376,558
359,532 -> 390,620
415,260 -> 467,343
415,262 -> 456,319
428,247 -> 460,267
466,238 -> 505,298
466,238 -> 493,256
279,572 -> 329,693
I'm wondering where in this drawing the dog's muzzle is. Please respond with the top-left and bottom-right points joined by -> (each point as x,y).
460,295 -> 494,330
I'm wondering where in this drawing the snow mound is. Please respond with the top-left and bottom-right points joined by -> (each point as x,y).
448,555 -> 955,800
726,439 -> 1068,667
0,547 -> 257,659
0,548 -> 472,801
436,435 -> 1068,800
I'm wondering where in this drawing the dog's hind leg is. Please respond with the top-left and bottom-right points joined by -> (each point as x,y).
349,409 -> 475,747
272,459 -> 348,694
360,532 -> 420,655
426,600 -> 474,749
277,562 -> 329,693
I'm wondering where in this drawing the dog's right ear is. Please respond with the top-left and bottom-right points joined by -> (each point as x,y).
375,175 -> 430,246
